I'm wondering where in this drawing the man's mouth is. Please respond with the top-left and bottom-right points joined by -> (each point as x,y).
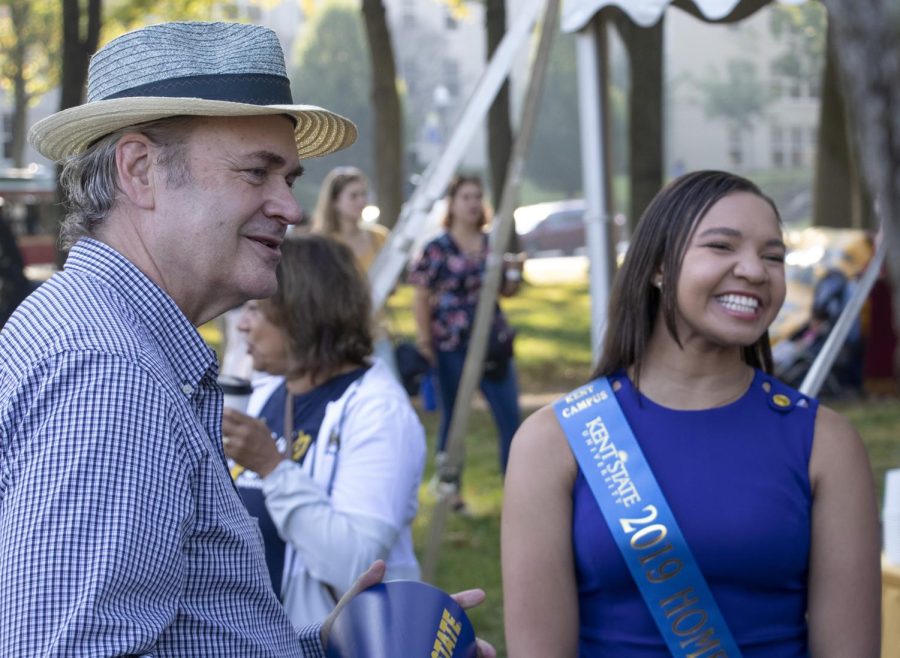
247,235 -> 282,251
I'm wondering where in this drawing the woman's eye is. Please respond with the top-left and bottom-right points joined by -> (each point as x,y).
764,253 -> 786,263
704,242 -> 732,251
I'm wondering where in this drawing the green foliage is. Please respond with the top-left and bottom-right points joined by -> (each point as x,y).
1,0 -> 239,114
412,407 -> 507,657
290,3 -> 374,210
387,278 -> 593,393
0,0 -> 60,100
835,400 -> 900,511
768,2 -> 827,89
103,0 -> 240,35
696,58 -> 769,131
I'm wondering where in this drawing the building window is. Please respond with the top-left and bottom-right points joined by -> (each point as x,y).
790,126 -> 804,166
401,0 -> 415,29
402,57 -> 418,95
728,126 -> 743,168
771,125 -> 784,167
445,7 -> 458,30
807,75 -> 821,98
444,59 -> 460,98
769,64 -> 783,98
1,114 -> 12,162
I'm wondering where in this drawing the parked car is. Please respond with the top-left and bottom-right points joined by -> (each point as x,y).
515,199 -> 585,257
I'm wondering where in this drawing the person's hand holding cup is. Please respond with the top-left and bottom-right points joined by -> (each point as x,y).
218,375 -> 253,414
501,252 -> 526,296
218,375 -> 283,478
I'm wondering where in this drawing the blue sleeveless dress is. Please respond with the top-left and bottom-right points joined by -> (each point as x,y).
572,370 -> 817,656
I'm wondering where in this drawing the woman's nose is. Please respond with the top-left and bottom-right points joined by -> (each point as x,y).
734,251 -> 768,282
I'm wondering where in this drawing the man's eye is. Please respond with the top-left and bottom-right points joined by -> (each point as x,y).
245,169 -> 267,180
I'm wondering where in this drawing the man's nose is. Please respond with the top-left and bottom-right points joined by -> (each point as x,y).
265,185 -> 304,225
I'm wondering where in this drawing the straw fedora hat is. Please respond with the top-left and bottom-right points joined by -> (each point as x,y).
28,21 -> 357,162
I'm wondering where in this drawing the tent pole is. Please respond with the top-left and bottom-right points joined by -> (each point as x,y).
577,16 -> 613,363
421,0 -> 560,583
367,0 -> 545,313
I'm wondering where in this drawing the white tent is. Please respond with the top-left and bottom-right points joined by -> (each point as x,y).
563,0 -> 783,30
561,0 -> 804,357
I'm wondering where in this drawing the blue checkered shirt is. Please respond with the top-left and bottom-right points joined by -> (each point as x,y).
0,239 -> 325,657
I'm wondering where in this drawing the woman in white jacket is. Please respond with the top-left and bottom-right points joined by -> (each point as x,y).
222,234 -> 425,628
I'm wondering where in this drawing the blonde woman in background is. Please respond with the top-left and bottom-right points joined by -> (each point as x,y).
312,166 -> 397,376
311,166 -> 389,270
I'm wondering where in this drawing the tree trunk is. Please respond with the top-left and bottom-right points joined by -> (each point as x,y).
361,0 -> 403,230
8,0 -> 30,168
613,11 -> 664,227
486,0 -> 513,219
812,22 -> 871,229
11,56 -> 28,169
60,0 -> 102,112
56,0 -> 102,265
823,0 -> 900,382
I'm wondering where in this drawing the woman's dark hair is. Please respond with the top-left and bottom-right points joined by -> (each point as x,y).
592,170 -> 781,386
261,234 -> 373,384
442,174 -> 489,229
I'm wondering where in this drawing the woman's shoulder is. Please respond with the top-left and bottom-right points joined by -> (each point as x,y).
363,222 -> 389,248
423,231 -> 453,251
410,232 -> 451,268
808,402 -> 870,492
812,403 -> 863,454
348,361 -> 419,414
508,403 -> 577,483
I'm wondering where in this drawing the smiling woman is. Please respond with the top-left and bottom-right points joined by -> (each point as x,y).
502,170 -> 881,658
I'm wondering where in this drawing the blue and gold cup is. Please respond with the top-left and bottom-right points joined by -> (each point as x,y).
325,580 -> 477,658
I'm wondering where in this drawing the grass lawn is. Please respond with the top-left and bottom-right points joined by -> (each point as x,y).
386,277 -> 900,657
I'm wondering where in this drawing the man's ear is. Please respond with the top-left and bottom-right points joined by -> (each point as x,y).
115,133 -> 156,210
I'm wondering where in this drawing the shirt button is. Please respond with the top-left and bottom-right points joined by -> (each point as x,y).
181,383 -> 194,396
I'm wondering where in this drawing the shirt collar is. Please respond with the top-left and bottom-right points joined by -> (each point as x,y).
65,238 -> 218,388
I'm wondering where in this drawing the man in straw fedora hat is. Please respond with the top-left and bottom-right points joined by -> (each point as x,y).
0,21 -> 493,657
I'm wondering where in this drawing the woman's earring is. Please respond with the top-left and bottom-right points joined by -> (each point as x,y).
653,276 -> 663,289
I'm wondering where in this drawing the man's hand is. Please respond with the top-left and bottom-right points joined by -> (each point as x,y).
450,588 -> 496,658
321,560 -> 387,649
320,561 -> 497,658
222,408 -> 283,478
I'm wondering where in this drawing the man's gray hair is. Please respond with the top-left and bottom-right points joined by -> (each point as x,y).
58,116 -> 196,248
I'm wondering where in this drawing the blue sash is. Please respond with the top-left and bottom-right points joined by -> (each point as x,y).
554,377 -> 742,657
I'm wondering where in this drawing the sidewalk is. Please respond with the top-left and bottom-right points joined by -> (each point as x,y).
522,255 -> 588,285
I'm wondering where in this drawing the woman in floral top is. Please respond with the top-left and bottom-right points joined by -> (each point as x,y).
409,175 -> 522,506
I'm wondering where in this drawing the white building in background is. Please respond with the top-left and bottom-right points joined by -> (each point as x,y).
664,5 -> 820,175
5,2 -> 819,187
245,0 -> 523,174
385,0 -> 490,171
